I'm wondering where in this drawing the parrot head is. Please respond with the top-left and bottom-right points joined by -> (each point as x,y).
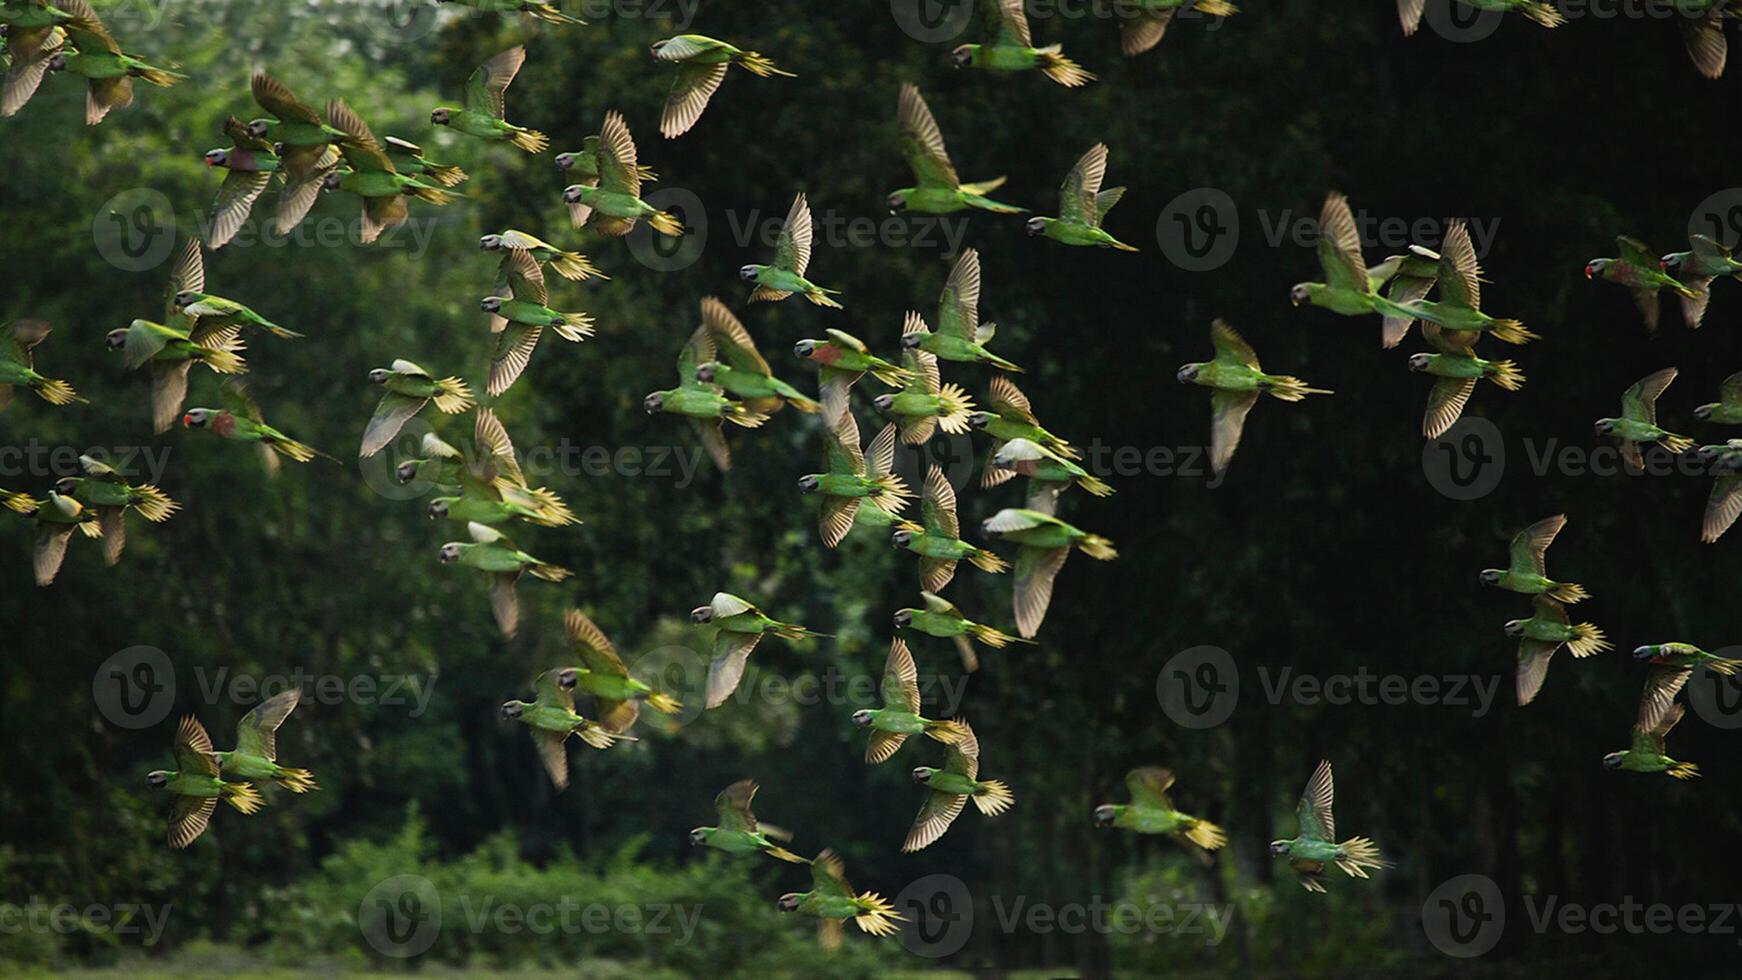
1592,418 -> 1618,436
321,171 -> 343,191
395,460 -> 421,484
797,474 -> 820,493
949,45 -> 975,68
850,709 -> 876,728
776,893 -> 803,912
966,412 -> 990,430
52,477 -> 76,497
245,118 -> 272,139
688,827 -> 709,846
885,189 -> 911,214
1601,752 -> 1624,770
145,770 -> 171,788
695,362 -> 718,384
438,543 -> 463,564
1583,259 -> 1607,279
554,152 -> 577,171
562,184 -> 588,205
1502,619 -> 1526,638
899,332 -> 924,351
1024,216 -> 1047,236
181,409 -> 213,429
890,529 -> 913,549
368,368 -> 391,384
872,393 -> 895,412
1093,805 -> 1120,827
204,148 -> 229,168
1659,253 -> 1683,274
1174,363 -> 1201,383
793,339 -> 820,358
1632,645 -> 1661,662
1407,353 -> 1433,372
1694,403 -> 1715,421
1478,569 -> 1503,586
642,391 -> 665,413
1288,283 -> 1313,306
479,296 -> 503,314
479,234 -> 504,252
911,766 -> 937,785
104,329 -> 128,350
429,107 -> 453,126
892,609 -> 913,628
689,605 -> 715,624
427,499 -> 449,520
45,51 -> 67,72
737,264 -> 761,282
499,700 -> 525,720
172,290 -> 199,310
1268,840 -> 1292,856
554,668 -> 580,690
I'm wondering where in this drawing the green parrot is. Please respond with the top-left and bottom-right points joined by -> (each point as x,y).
431,46 -> 547,152
983,502 -> 1117,639
1026,143 -> 1135,250
644,321 -> 769,472
28,491 -> 99,586
560,609 -> 682,733
554,133 -> 658,193
1635,643 -> 1742,690
0,319 -> 80,409
693,591 -> 829,709
248,71 -> 351,180
794,328 -> 912,421
887,83 -> 1024,215
1479,514 -> 1588,604
902,249 -> 1021,370
742,193 -> 841,308
385,136 -> 467,188
1508,595 -> 1612,706
990,438 -> 1112,498
201,115 -> 279,249
1407,323 -> 1525,439
895,590 -> 1031,673
427,407 -> 577,528
359,359 -> 474,458
46,0 -> 183,126
214,689 -> 318,793
1117,0 -> 1239,56
172,282 -> 302,341
903,719 -> 1014,852
481,248 -> 593,397
1093,767 -> 1227,861
1398,0 -> 1562,34
106,238 -> 248,432
1693,370 -> 1742,425
1177,319 -> 1330,474
1672,1 -> 1730,79
562,111 -> 683,236
651,33 -> 793,138
481,229 -> 603,284
1366,244 -> 1442,348
951,0 -> 1094,86
395,431 -> 465,490
873,327 -> 975,445
439,0 -> 584,25
53,453 -> 178,566
851,638 -> 969,763
322,99 -> 459,245
183,383 -> 328,476
1268,760 -> 1390,893
1397,220 -> 1536,345
1585,236 -> 1697,334
895,465 -> 1009,592
1290,192 -> 1428,333
147,716 -> 264,849
800,409 -> 911,549
0,19 -> 63,119
688,778 -> 807,862
500,668 -> 630,791
1695,439 -> 1742,543
695,297 -> 820,414
969,376 -> 1080,491
1604,677 -> 1699,780
439,521 -> 572,639
776,849 -> 905,950
1660,234 -> 1742,329
1595,367 -> 1694,470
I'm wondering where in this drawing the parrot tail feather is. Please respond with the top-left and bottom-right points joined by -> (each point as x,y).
971,779 -> 1014,816
1567,623 -> 1612,659
433,378 -> 476,414
934,382 -> 977,434
1078,472 -> 1115,497
509,128 -> 549,154
524,486 -> 579,527
1705,657 -> 1742,677
871,363 -> 913,388
1108,238 -> 1140,252
130,485 -> 179,522
549,250 -> 606,282
268,437 -> 318,464
771,622 -> 830,642
1667,761 -> 1701,780
967,548 -> 1009,575
425,161 -> 468,187
275,767 -> 318,793
32,377 -> 84,405
553,314 -> 595,342
1035,46 -> 1095,87
1485,360 -> 1525,391
576,723 -> 632,750
1077,534 -> 1118,561
1195,0 -> 1239,14
196,336 -> 248,375
1263,375 -> 1333,402
1547,581 -> 1589,604
922,718 -> 969,744
1660,433 -> 1695,455
1184,818 -> 1228,851
1050,437 -> 1084,460
645,690 -> 682,714
763,843 -> 808,863
786,393 -> 822,413
804,288 -> 843,309
221,780 -> 264,814
529,561 -> 573,583
1488,318 -> 1539,345
647,210 -> 685,238
1521,1 -> 1565,26
1334,837 -> 1391,877
725,404 -> 770,428
870,475 -> 913,514
524,2 -> 585,24
406,184 -> 456,206
136,65 -> 185,88
965,194 -> 1027,214
851,892 -> 906,936
736,51 -> 796,77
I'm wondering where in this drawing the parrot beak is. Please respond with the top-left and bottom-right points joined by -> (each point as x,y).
180,414 -> 192,428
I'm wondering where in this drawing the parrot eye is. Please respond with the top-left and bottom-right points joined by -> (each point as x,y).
793,340 -> 814,357
183,410 -> 208,428
1695,405 -> 1713,421
885,192 -> 905,213
427,500 -> 448,519
1269,841 -> 1290,856
1407,354 -> 1431,372
555,153 -> 576,170
105,329 -> 127,349
204,149 -> 227,166
480,297 -> 501,312
368,368 -> 390,384
439,544 -> 461,563
1602,753 -> 1623,770
430,109 -> 449,125
967,412 -> 989,430
777,894 -> 801,912
53,478 -> 75,496
480,236 -> 501,251
690,606 -> 713,624
562,185 -> 585,204
893,609 -> 911,628
1632,645 -> 1656,661
1503,620 -> 1524,637
873,394 -> 894,411
1289,284 -> 1310,304
851,709 -> 874,727
643,392 -> 664,413
1093,805 -> 1116,826
1025,217 -> 1044,235
911,767 -> 929,784
1479,570 -> 1501,585
556,668 -> 579,689
146,772 -> 168,788
797,475 -> 819,492
688,828 -> 706,845
950,46 -> 972,67
1175,365 -> 1198,383
395,461 -> 419,484
891,530 -> 911,548
500,702 -> 521,719
737,265 -> 759,281
246,120 -> 269,138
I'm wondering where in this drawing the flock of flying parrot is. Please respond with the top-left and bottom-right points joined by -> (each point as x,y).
2,0 -> 1738,945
